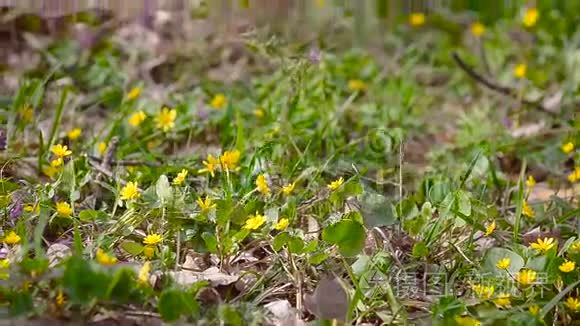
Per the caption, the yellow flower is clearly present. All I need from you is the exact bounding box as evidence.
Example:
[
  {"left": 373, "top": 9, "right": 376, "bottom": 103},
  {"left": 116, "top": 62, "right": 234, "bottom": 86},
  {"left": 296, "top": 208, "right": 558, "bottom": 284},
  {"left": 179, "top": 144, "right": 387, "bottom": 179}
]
[
  {"left": 51, "top": 144, "right": 72, "bottom": 158},
  {"left": 516, "top": 269, "right": 537, "bottom": 286},
  {"left": 484, "top": 221, "right": 496, "bottom": 236},
  {"left": 470, "top": 22, "right": 485, "bottom": 37},
  {"left": 138, "top": 261, "right": 151, "bottom": 284},
  {"left": 96, "top": 248, "right": 117, "bottom": 266},
  {"left": 66, "top": 128, "right": 82, "bottom": 141},
  {"left": 315, "top": 0, "right": 325, "bottom": 8},
  {"left": 409, "top": 12, "right": 426, "bottom": 27},
  {"left": 327, "top": 177, "right": 344, "bottom": 191},
  {"left": 155, "top": 107, "right": 177, "bottom": 132},
  {"left": 347, "top": 79, "right": 367, "bottom": 92},
  {"left": 143, "top": 233, "right": 162, "bottom": 246},
  {"left": 210, "top": 93, "right": 227, "bottom": 110},
  {"left": 19, "top": 105, "right": 34, "bottom": 123},
  {"left": 523, "top": 201, "right": 535, "bottom": 218},
  {"left": 282, "top": 182, "right": 295, "bottom": 196},
  {"left": 561, "top": 142, "right": 575, "bottom": 154},
  {"left": 471, "top": 284, "right": 494, "bottom": 299},
  {"left": 256, "top": 174, "right": 270, "bottom": 196},
  {"left": 24, "top": 204, "right": 39, "bottom": 214},
  {"left": 56, "top": 202, "right": 73, "bottom": 217},
  {"left": 530, "top": 237, "right": 555, "bottom": 254},
  {"left": 567, "top": 167, "right": 580, "bottom": 183},
  {"left": 274, "top": 218, "right": 289, "bottom": 231},
  {"left": 565, "top": 297, "right": 580, "bottom": 312},
  {"left": 50, "top": 158, "right": 63, "bottom": 168},
  {"left": 522, "top": 7, "right": 539, "bottom": 27},
  {"left": 526, "top": 175, "right": 536, "bottom": 188},
  {"left": 454, "top": 316, "right": 481, "bottom": 326},
  {"left": 0, "top": 259, "right": 10, "bottom": 280},
  {"left": 126, "top": 86, "right": 141, "bottom": 101},
  {"left": 220, "top": 150, "right": 241, "bottom": 171},
  {"left": 43, "top": 166, "right": 60, "bottom": 178},
  {"left": 254, "top": 108, "right": 265, "bottom": 118},
  {"left": 3, "top": 231, "right": 21, "bottom": 245},
  {"left": 120, "top": 182, "right": 140, "bottom": 201},
  {"left": 198, "top": 154, "right": 219, "bottom": 177},
  {"left": 128, "top": 110, "right": 147, "bottom": 127},
  {"left": 529, "top": 304, "right": 540, "bottom": 316},
  {"left": 55, "top": 290, "right": 65, "bottom": 307},
  {"left": 243, "top": 212, "right": 266, "bottom": 230},
  {"left": 496, "top": 257, "right": 511, "bottom": 270},
  {"left": 513, "top": 63, "right": 527, "bottom": 79},
  {"left": 98, "top": 142, "right": 107, "bottom": 155},
  {"left": 196, "top": 196, "right": 216, "bottom": 212},
  {"left": 143, "top": 246, "right": 155, "bottom": 259},
  {"left": 559, "top": 260, "right": 575, "bottom": 273},
  {"left": 172, "top": 169, "right": 188, "bottom": 186},
  {"left": 570, "top": 241, "right": 580, "bottom": 253},
  {"left": 493, "top": 293, "right": 511, "bottom": 308}
]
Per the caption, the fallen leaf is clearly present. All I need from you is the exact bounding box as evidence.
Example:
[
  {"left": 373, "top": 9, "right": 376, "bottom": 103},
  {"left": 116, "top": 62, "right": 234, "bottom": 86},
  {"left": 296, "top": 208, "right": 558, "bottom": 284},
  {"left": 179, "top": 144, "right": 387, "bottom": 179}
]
[
  {"left": 46, "top": 243, "right": 71, "bottom": 267},
  {"left": 264, "top": 300, "right": 294, "bottom": 321},
  {"left": 166, "top": 267, "right": 238, "bottom": 287},
  {"left": 303, "top": 275, "right": 348, "bottom": 321}
]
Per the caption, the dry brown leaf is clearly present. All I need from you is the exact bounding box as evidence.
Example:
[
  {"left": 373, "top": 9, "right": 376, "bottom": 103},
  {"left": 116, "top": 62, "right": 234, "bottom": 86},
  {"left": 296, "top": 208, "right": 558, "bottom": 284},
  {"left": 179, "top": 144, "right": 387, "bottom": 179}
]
[
  {"left": 46, "top": 243, "right": 71, "bottom": 268},
  {"left": 166, "top": 267, "right": 238, "bottom": 287},
  {"left": 303, "top": 275, "right": 348, "bottom": 321},
  {"left": 528, "top": 182, "right": 579, "bottom": 202}
]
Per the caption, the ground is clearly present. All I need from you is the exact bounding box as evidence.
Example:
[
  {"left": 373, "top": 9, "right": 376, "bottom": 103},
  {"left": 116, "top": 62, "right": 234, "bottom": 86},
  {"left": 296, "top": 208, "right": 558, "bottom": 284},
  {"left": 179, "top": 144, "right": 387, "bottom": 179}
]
[{"left": 0, "top": 2, "right": 579, "bottom": 325}]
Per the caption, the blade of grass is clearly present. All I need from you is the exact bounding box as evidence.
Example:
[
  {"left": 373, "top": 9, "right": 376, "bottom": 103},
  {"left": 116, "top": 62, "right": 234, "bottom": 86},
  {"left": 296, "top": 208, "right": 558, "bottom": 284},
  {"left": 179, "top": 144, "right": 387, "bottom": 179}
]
[
  {"left": 459, "top": 151, "right": 482, "bottom": 189},
  {"left": 47, "top": 87, "right": 69, "bottom": 152},
  {"left": 540, "top": 279, "right": 580, "bottom": 317},
  {"left": 513, "top": 159, "right": 526, "bottom": 242}
]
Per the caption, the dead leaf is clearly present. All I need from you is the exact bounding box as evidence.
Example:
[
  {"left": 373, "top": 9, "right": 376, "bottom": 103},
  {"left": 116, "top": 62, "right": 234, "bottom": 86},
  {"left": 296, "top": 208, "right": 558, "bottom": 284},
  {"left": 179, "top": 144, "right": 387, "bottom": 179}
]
[
  {"left": 527, "top": 182, "right": 579, "bottom": 202},
  {"left": 181, "top": 250, "right": 209, "bottom": 271},
  {"left": 509, "top": 122, "right": 545, "bottom": 138},
  {"left": 303, "top": 275, "right": 348, "bottom": 321},
  {"left": 166, "top": 267, "right": 238, "bottom": 287},
  {"left": 265, "top": 300, "right": 294, "bottom": 321},
  {"left": 542, "top": 90, "right": 563, "bottom": 113},
  {"left": 46, "top": 243, "right": 71, "bottom": 267}
]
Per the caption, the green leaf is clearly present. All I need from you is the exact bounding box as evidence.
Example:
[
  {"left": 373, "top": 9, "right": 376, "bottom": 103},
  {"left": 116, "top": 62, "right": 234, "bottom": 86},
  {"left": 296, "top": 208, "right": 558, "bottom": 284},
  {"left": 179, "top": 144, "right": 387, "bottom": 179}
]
[
  {"left": 62, "top": 159, "right": 76, "bottom": 199},
  {"left": 8, "top": 291, "right": 33, "bottom": 317},
  {"left": 273, "top": 232, "right": 291, "bottom": 251},
  {"left": 79, "top": 209, "right": 108, "bottom": 222},
  {"left": 412, "top": 241, "right": 429, "bottom": 258},
  {"left": 483, "top": 248, "right": 525, "bottom": 275},
  {"left": 455, "top": 190, "right": 471, "bottom": 217},
  {"left": 218, "top": 305, "right": 243, "bottom": 326},
  {"left": 158, "top": 288, "right": 198, "bottom": 322},
  {"left": 288, "top": 236, "right": 305, "bottom": 254},
  {"left": 309, "top": 252, "right": 329, "bottom": 265},
  {"left": 106, "top": 268, "right": 135, "bottom": 303},
  {"left": 156, "top": 175, "right": 173, "bottom": 203},
  {"left": 360, "top": 193, "right": 396, "bottom": 227},
  {"left": 63, "top": 256, "right": 109, "bottom": 304},
  {"left": 201, "top": 232, "right": 218, "bottom": 254},
  {"left": 120, "top": 241, "right": 144, "bottom": 256},
  {"left": 322, "top": 219, "right": 366, "bottom": 257}
]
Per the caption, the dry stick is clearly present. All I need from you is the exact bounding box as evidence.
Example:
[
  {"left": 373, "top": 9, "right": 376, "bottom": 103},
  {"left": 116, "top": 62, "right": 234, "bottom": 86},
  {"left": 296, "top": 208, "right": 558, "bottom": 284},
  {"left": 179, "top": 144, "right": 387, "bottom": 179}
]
[
  {"left": 91, "top": 137, "right": 119, "bottom": 208},
  {"left": 451, "top": 52, "right": 556, "bottom": 116},
  {"left": 88, "top": 155, "right": 162, "bottom": 167}
]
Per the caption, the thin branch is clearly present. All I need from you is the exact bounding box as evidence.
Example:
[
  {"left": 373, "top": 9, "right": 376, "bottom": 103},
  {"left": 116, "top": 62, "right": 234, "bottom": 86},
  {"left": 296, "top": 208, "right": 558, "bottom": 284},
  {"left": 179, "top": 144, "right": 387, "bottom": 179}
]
[
  {"left": 88, "top": 155, "right": 162, "bottom": 167},
  {"left": 451, "top": 52, "right": 556, "bottom": 116}
]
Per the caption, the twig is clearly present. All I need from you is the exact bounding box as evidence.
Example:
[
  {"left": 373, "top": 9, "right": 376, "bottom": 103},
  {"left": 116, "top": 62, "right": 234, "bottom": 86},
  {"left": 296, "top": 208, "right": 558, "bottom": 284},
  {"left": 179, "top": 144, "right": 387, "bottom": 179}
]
[
  {"left": 100, "top": 136, "right": 119, "bottom": 171},
  {"left": 88, "top": 155, "right": 162, "bottom": 167},
  {"left": 451, "top": 52, "right": 556, "bottom": 116}
]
